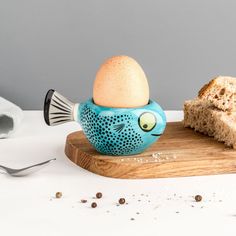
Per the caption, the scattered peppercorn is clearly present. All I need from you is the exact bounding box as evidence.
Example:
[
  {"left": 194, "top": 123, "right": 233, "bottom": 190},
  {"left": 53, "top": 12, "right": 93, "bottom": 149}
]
[
  {"left": 91, "top": 202, "right": 97, "bottom": 208},
  {"left": 195, "top": 195, "right": 202, "bottom": 202},
  {"left": 81, "top": 199, "right": 87, "bottom": 203},
  {"left": 55, "top": 192, "right": 62, "bottom": 198},
  {"left": 96, "top": 192, "right": 102, "bottom": 199},
  {"left": 130, "top": 218, "right": 135, "bottom": 221},
  {"left": 119, "top": 198, "right": 126, "bottom": 204}
]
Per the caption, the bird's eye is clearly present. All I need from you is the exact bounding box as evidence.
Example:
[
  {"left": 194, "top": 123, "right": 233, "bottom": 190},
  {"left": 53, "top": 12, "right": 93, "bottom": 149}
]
[{"left": 138, "top": 112, "right": 156, "bottom": 132}]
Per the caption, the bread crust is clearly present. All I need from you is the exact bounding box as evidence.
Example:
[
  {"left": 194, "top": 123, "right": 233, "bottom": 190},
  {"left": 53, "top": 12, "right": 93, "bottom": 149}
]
[
  {"left": 198, "top": 76, "right": 236, "bottom": 111},
  {"left": 198, "top": 77, "right": 217, "bottom": 98}
]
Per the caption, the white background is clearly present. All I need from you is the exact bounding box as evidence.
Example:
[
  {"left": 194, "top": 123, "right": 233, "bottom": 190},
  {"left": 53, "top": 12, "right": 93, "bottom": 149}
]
[{"left": 1, "top": 111, "right": 236, "bottom": 236}]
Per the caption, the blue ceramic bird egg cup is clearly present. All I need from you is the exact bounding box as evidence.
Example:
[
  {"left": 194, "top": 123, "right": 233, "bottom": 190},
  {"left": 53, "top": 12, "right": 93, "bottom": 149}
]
[{"left": 44, "top": 89, "right": 166, "bottom": 156}]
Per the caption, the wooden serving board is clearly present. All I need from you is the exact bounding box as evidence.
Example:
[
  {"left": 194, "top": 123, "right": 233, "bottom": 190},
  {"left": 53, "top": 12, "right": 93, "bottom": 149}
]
[{"left": 65, "top": 122, "right": 236, "bottom": 179}]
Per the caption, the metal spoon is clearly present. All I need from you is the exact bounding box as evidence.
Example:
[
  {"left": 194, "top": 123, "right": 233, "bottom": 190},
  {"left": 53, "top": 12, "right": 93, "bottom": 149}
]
[{"left": 0, "top": 158, "right": 56, "bottom": 177}]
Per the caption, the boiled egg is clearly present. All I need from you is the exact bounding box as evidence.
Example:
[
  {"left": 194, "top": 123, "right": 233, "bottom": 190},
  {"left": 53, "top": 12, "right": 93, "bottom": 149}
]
[{"left": 93, "top": 55, "right": 149, "bottom": 108}]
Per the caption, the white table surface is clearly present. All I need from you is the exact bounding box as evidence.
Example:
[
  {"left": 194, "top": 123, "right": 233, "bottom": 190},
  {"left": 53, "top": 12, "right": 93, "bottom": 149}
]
[{"left": 1, "top": 111, "right": 236, "bottom": 236}]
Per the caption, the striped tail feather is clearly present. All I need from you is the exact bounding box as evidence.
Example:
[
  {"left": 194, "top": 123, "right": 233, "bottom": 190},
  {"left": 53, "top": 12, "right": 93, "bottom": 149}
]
[{"left": 44, "top": 89, "right": 77, "bottom": 126}]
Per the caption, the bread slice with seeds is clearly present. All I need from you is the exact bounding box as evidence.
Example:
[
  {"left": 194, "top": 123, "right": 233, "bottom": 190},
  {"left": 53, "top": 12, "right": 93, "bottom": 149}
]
[
  {"left": 183, "top": 99, "right": 236, "bottom": 148},
  {"left": 198, "top": 76, "right": 236, "bottom": 111}
]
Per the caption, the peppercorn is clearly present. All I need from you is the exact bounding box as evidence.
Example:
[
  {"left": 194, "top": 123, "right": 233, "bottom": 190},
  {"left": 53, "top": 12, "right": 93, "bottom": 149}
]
[
  {"left": 96, "top": 192, "right": 102, "bottom": 199},
  {"left": 119, "top": 198, "right": 126, "bottom": 204},
  {"left": 91, "top": 202, "right": 97, "bottom": 208},
  {"left": 81, "top": 199, "right": 87, "bottom": 203},
  {"left": 55, "top": 192, "right": 62, "bottom": 198},
  {"left": 195, "top": 195, "right": 202, "bottom": 202}
]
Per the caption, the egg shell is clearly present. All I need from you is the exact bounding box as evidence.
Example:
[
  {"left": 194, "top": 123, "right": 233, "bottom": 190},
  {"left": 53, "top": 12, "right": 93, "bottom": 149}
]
[{"left": 93, "top": 55, "right": 149, "bottom": 108}]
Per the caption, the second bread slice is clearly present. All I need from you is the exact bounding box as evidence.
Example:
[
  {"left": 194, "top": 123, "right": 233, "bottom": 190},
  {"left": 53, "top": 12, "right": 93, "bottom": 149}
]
[{"left": 183, "top": 99, "right": 236, "bottom": 148}]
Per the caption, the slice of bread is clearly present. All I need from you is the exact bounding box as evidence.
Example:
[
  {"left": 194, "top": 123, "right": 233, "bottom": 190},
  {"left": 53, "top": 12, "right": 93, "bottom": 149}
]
[
  {"left": 183, "top": 99, "right": 236, "bottom": 148},
  {"left": 198, "top": 76, "right": 236, "bottom": 111}
]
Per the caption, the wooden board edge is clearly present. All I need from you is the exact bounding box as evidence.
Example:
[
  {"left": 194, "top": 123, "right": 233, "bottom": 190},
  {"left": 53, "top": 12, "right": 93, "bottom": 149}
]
[{"left": 65, "top": 138, "right": 236, "bottom": 179}]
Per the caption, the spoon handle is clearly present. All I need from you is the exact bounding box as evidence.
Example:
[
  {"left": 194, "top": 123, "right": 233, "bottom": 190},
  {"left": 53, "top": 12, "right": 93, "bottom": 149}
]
[{"left": 22, "top": 158, "right": 57, "bottom": 170}]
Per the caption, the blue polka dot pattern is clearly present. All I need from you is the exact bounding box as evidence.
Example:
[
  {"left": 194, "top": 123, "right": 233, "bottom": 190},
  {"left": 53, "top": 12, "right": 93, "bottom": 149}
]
[
  {"left": 78, "top": 99, "right": 166, "bottom": 156},
  {"left": 44, "top": 90, "right": 166, "bottom": 156},
  {"left": 80, "top": 104, "right": 143, "bottom": 155}
]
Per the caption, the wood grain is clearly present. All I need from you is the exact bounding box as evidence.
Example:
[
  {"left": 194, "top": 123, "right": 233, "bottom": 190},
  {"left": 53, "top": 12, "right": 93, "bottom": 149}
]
[{"left": 65, "top": 122, "right": 236, "bottom": 179}]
